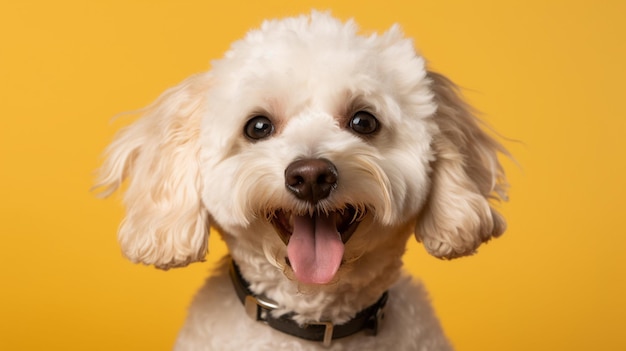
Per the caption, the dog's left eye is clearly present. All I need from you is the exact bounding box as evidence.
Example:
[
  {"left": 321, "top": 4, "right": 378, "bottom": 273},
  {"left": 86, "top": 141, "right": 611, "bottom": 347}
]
[
  {"left": 349, "top": 111, "right": 379, "bottom": 135},
  {"left": 244, "top": 116, "right": 275, "bottom": 140}
]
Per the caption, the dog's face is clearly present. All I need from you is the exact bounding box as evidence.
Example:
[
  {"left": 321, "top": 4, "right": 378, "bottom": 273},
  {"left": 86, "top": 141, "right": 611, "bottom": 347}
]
[
  {"left": 96, "top": 13, "right": 508, "bottom": 286},
  {"left": 199, "top": 16, "right": 437, "bottom": 285}
]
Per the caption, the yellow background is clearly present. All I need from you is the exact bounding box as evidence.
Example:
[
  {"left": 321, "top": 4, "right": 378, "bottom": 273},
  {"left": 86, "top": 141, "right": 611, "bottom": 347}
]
[{"left": 2, "top": 1, "right": 625, "bottom": 350}]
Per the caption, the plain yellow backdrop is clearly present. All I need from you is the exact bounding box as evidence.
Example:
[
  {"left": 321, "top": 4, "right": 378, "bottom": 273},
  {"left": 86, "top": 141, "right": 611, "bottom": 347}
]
[{"left": 1, "top": 0, "right": 625, "bottom": 350}]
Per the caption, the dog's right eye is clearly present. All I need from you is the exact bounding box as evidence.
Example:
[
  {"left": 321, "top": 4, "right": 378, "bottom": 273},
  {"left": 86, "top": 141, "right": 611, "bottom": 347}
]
[{"left": 244, "top": 116, "right": 275, "bottom": 140}]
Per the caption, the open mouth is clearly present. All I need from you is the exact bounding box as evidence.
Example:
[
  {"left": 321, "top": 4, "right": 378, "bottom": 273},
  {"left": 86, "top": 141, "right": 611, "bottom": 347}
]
[
  {"left": 269, "top": 205, "right": 365, "bottom": 285},
  {"left": 270, "top": 205, "right": 364, "bottom": 245}
]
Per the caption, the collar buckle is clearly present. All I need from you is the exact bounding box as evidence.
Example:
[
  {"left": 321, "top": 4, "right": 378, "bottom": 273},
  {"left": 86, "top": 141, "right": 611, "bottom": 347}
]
[
  {"left": 244, "top": 294, "right": 279, "bottom": 321},
  {"left": 305, "top": 321, "right": 334, "bottom": 347}
]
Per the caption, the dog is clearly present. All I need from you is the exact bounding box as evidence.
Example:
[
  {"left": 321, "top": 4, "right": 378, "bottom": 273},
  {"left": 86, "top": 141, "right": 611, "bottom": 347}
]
[{"left": 96, "top": 11, "right": 509, "bottom": 350}]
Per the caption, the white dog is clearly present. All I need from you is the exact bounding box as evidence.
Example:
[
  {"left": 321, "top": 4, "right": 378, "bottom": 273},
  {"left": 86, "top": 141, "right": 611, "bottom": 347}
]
[{"left": 97, "top": 12, "right": 509, "bottom": 350}]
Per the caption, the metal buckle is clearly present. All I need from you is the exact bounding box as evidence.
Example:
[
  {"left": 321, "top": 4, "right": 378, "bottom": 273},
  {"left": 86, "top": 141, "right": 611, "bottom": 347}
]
[
  {"left": 244, "top": 294, "right": 279, "bottom": 321},
  {"left": 245, "top": 295, "right": 335, "bottom": 347},
  {"left": 306, "top": 321, "right": 335, "bottom": 347}
]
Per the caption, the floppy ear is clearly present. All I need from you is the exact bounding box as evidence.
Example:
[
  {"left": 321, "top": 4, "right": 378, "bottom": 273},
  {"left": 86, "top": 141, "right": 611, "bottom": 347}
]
[
  {"left": 416, "top": 71, "right": 509, "bottom": 259},
  {"left": 94, "top": 73, "right": 210, "bottom": 269}
]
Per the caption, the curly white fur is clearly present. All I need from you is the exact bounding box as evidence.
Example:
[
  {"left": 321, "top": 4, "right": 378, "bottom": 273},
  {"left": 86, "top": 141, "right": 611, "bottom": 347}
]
[{"left": 96, "top": 11, "right": 508, "bottom": 350}]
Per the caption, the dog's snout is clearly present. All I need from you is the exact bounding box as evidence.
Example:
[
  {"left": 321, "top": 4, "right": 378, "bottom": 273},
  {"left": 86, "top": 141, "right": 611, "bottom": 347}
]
[{"left": 285, "top": 158, "right": 338, "bottom": 204}]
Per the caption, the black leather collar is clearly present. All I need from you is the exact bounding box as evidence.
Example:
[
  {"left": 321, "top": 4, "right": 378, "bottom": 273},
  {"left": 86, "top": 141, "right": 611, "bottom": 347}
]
[{"left": 229, "top": 260, "right": 388, "bottom": 347}]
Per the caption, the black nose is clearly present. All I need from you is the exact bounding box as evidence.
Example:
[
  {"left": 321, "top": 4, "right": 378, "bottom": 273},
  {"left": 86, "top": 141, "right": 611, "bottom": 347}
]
[{"left": 285, "top": 158, "right": 338, "bottom": 204}]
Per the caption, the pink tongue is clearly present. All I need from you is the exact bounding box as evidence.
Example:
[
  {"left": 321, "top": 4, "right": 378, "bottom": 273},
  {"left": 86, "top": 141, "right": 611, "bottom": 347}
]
[{"left": 287, "top": 213, "right": 344, "bottom": 285}]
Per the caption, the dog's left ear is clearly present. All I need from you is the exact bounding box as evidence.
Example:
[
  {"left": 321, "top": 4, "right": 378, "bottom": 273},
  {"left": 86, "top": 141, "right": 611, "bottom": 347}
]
[
  {"left": 416, "top": 71, "right": 509, "bottom": 259},
  {"left": 94, "top": 73, "right": 210, "bottom": 269}
]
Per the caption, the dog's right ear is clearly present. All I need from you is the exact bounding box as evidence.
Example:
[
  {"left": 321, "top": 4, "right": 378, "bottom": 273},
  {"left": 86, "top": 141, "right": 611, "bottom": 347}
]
[{"left": 94, "top": 73, "right": 210, "bottom": 269}]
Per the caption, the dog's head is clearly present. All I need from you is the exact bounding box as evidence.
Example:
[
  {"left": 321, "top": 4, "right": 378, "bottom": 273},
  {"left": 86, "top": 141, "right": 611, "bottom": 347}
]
[{"left": 96, "top": 12, "right": 508, "bottom": 285}]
